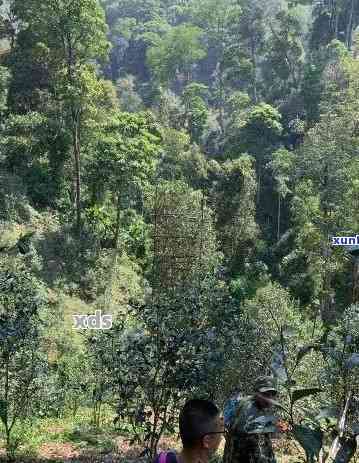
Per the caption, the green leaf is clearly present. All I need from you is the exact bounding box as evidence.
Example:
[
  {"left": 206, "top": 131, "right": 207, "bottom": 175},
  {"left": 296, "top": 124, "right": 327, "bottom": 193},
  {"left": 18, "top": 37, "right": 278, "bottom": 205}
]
[
  {"left": 292, "top": 424, "right": 323, "bottom": 463},
  {"left": 267, "top": 399, "right": 287, "bottom": 411},
  {"left": 282, "top": 325, "right": 296, "bottom": 337},
  {"left": 292, "top": 388, "right": 322, "bottom": 403},
  {"left": 296, "top": 344, "right": 318, "bottom": 364},
  {"left": 320, "top": 347, "right": 343, "bottom": 361},
  {"left": 315, "top": 407, "right": 339, "bottom": 421}
]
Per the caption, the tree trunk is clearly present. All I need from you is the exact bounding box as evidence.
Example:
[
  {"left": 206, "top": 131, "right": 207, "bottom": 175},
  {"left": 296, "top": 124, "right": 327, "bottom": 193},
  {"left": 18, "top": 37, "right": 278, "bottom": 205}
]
[
  {"left": 149, "top": 407, "right": 160, "bottom": 461},
  {"left": 352, "top": 256, "right": 359, "bottom": 303},
  {"left": 218, "top": 64, "right": 225, "bottom": 133},
  {"left": 4, "top": 352, "right": 12, "bottom": 460},
  {"left": 72, "top": 110, "right": 81, "bottom": 234},
  {"left": 6, "top": 427, "right": 12, "bottom": 461},
  {"left": 66, "top": 38, "right": 82, "bottom": 234},
  {"left": 268, "top": 23, "right": 298, "bottom": 89},
  {"left": 334, "top": 3, "right": 339, "bottom": 39},
  {"left": 257, "top": 164, "right": 261, "bottom": 205},
  {"left": 277, "top": 193, "right": 281, "bottom": 243},
  {"left": 114, "top": 192, "right": 122, "bottom": 251},
  {"left": 328, "top": 393, "right": 357, "bottom": 463},
  {"left": 345, "top": 0, "right": 355, "bottom": 49},
  {"left": 218, "top": 33, "right": 226, "bottom": 133},
  {"left": 186, "top": 69, "right": 192, "bottom": 86},
  {"left": 250, "top": 35, "right": 258, "bottom": 103}
]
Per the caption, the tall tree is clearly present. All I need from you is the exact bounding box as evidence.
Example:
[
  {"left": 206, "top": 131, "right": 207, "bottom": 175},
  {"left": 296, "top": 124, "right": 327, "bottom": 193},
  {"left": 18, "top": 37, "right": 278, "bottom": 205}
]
[
  {"left": 267, "top": 148, "right": 295, "bottom": 243},
  {"left": 286, "top": 54, "right": 359, "bottom": 320},
  {"left": 188, "top": 0, "right": 242, "bottom": 130},
  {"left": 310, "top": 0, "right": 359, "bottom": 51},
  {"left": 182, "top": 82, "right": 209, "bottom": 144},
  {"left": 263, "top": 8, "right": 305, "bottom": 104},
  {"left": 146, "top": 23, "right": 207, "bottom": 86},
  {"left": 86, "top": 111, "right": 162, "bottom": 251},
  {"left": 206, "top": 154, "right": 259, "bottom": 276},
  {"left": 9, "top": 0, "right": 110, "bottom": 231},
  {"left": 100, "top": 0, "right": 162, "bottom": 81},
  {"left": 225, "top": 102, "right": 283, "bottom": 231},
  {"left": 236, "top": 0, "right": 265, "bottom": 103}
]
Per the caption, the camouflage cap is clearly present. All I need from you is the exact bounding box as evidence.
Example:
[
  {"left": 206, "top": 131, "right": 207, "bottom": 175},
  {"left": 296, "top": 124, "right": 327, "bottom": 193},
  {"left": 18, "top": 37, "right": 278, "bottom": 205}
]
[{"left": 254, "top": 376, "right": 277, "bottom": 393}]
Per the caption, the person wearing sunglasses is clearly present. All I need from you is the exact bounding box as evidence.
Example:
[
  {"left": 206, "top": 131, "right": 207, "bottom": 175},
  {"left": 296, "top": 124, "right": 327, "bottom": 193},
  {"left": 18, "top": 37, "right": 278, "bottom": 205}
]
[
  {"left": 223, "top": 376, "right": 280, "bottom": 463},
  {"left": 154, "top": 399, "right": 225, "bottom": 463}
]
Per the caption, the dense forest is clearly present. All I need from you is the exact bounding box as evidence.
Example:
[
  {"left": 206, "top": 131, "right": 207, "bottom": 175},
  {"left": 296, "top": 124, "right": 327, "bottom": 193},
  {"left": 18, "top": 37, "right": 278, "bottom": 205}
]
[{"left": 0, "top": 0, "right": 359, "bottom": 462}]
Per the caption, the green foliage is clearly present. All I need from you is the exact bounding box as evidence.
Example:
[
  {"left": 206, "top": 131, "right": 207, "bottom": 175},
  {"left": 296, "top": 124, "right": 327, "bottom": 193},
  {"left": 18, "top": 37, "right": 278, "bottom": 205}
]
[
  {"left": 9, "top": 0, "right": 110, "bottom": 111},
  {"left": 154, "top": 88, "right": 186, "bottom": 129},
  {"left": 0, "top": 111, "right": 66, "bottom": 207},
  {"left": 260, "top": 301, "right": 359, "bottom": 463},
  {"left": 88, "top": 279, "right": 237, "bottom": 458},
  {"left": 0, "top": 257, "right": 49, "bottom": 457},
  {"left": 229, "top": 261, "right": 270, "bottom": 303},
  {"left": 320, "top": 305, "right": 359, "bottom": 426},
  {"left": 207, "top": 155, "right": 259, "bottom": 275},
  {"left": 0, "top": 171, "right": 32, "bottom": 223},
  {"left": 13, "top": 0, "right": 110, "bottom": 62},
  {"left": 1, "top": 2, "right": 359, "bottom": 462},
  {"left": 240, "top": 103, "right": 283, "bottom": 150},
  {"left": 182, "top": 82, "right": 209, "bottom": 143},
  {"left": 226, "top": 103, "right": 283, "bottom": 157},
  {"left": 188, "top": 0, "right": 242, "bottom": 105},
  {"left": 0, "top": 64, "right": 9, "bottom": 114},
  {"left": 234, "top": 0, "right": 265, "bottom": 100},
  {"left": 263, "top": 9, "right": 305, "bottom": 100},
  {"left": 5, "top": 0, "right": 113, "bottom": 231},
  {"left": 157, "top": 128, "right": 208, "bottom": 188},
  {"left": 88, "top": 111, "right": 161, "bottom": 194},
  {"left": 292, "top": 425, "right": 323, "bottom": 463},
  {"left": 301, "top": 61, "right": 325, "bottom": 124},
  {"left": 147, "top": 179, "right": 220, "bottom": 290},
  {"left": 310, "top": 0, "right": 359, "bottom": 51},
  {"left": 116, "top": 75, "right": 144, "bottom": 112},
  {"left": 147, "top": 24, "right": 207, "bottom": 84},
  {"left": 268, "top": 148, "right": 295, "bottom": 199},
  {"left": 285, "top": 56, "right": 359, "bottom": 314},
  {"left": 86, "top": 111, "right": 161, "bottom": 253}
]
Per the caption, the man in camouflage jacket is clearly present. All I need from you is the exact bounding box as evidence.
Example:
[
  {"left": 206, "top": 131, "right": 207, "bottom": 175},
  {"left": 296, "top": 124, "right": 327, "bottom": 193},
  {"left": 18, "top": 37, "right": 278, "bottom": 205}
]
[{"left": 222, "top": 376, "right": 279, "bottom": 463}]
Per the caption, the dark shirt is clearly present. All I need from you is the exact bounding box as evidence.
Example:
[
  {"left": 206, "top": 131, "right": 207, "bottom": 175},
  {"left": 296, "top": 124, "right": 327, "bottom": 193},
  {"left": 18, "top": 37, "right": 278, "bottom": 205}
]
[
  {"left": 153, "top": 451, "right": 178, "bottom": 463},
  {"left": 223, "top": 396, "right": 277, "bottom": 463}
]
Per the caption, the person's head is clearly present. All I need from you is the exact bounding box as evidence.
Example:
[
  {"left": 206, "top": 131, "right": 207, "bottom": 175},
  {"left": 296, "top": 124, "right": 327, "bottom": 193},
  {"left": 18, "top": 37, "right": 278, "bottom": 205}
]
[
  {"left": 229, "top": 387, "right": 241, "bottom": 398},
  {"left": 253, "top": 376, "right": 278, "bottom": 409},
  {"left": 179, "top": 399, "right": 224, "bottom": 456}
]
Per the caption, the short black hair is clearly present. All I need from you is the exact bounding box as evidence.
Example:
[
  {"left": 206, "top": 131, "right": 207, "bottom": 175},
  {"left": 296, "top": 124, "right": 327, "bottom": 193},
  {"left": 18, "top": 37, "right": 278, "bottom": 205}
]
[{"left": 179, "top": 399, "right": 220, "bottom": 449}]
